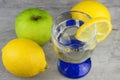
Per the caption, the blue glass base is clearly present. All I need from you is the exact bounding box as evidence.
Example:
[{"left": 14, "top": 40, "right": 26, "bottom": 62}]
[{"left": 57, "top": 58, "right": 91, "bottom": 79}]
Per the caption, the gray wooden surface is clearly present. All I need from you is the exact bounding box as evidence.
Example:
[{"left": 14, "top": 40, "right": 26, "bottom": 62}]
[{"left": 0, "top": 0, "right": 120, "bottom": 80}]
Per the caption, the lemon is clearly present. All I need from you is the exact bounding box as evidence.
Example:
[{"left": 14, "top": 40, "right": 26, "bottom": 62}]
[
  {"left": 71, "top": 0, "right": 111, "bottom": 21},
  {"left": 2, "top": 38, "right": 47, "bottom": 78},
  {"left": 71, "top": 11, "right": 90, "bottom": 22},
  {"left": 75, "top": 17, "right": 112, "bottom": 43}
]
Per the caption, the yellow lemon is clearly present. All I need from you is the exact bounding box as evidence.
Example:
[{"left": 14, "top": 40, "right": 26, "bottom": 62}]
[
  {"left": 71, "top": 0, "right": 111, "bottom": 21},
  {"left": 76, "top": 17, "right": 112, "bottom": 43},
  {"left": 2, "top": 38, "right": 47, "bottom": 78},
  {"left": 71, "top": 11, "right": 91, "bottom": 22}
]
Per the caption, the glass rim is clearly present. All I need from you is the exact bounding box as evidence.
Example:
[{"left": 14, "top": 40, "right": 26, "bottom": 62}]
[{"left": 51, "top": 11, "right": 97, "bottom": 49}]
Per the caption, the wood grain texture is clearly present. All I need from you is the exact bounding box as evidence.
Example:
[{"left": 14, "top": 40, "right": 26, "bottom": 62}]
[{"left": 0, "top": 0, "right": 119, "bottom": 80}]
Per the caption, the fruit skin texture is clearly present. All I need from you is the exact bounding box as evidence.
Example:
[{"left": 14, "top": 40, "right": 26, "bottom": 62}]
[
  {"left": 15, "top": 8, "right": 53, "bottom": 46},
  {"left": 71, "top": 0, "right": 111, "bottom": 21},
  {"left": 2, "top": 38, "right": 47, "bottom": 78}
]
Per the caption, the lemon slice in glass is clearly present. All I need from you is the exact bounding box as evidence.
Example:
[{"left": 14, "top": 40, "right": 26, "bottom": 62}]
[{"left": 75, "top": 17, "right": 112, "bottom": 43}]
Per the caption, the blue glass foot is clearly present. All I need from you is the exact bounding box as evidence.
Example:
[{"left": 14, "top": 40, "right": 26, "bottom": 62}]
[{"left": 57, "top": 58, "right": 91, "bottom": 79}]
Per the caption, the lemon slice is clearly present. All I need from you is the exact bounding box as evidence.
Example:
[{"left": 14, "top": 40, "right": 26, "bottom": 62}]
[{"left": 75, "top": 17, "right": 112, "bottom": 43}]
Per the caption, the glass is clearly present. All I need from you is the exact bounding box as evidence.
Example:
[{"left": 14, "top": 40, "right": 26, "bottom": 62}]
[{"left": 51, "top": 11, "right": 96, "bottom": 78}]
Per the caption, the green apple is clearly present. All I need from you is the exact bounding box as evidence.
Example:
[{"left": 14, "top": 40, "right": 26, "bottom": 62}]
[{"left": 15, "top": 8, "right": 53, "bottom": 46}]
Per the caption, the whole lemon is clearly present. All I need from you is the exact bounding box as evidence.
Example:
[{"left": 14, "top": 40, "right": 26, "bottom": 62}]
[
  {"left": 2, "top": 38, "right": 47, "bottom": 78},
  {"left": 71, "top": 0, "right": 111, "bottom": 21}
]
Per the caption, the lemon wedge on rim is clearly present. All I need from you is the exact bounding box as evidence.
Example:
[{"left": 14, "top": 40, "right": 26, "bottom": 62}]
[{"left": 75, "top": 17, "right": 112, "bottom": 43}]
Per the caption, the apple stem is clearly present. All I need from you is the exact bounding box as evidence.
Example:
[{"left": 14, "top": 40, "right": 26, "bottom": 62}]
[{"left": 32, "top": 16, "right": 41, "bottom": 21}]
